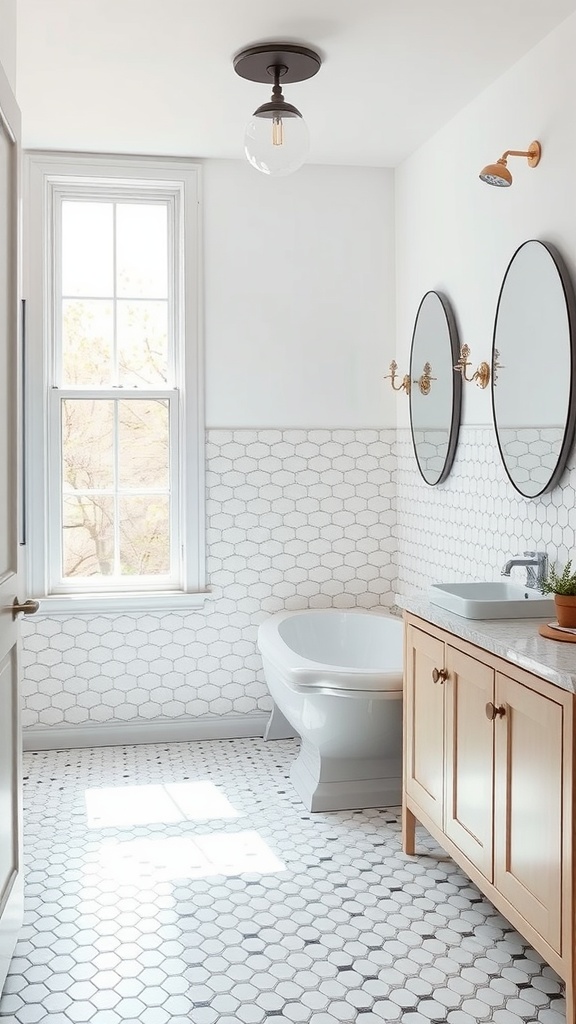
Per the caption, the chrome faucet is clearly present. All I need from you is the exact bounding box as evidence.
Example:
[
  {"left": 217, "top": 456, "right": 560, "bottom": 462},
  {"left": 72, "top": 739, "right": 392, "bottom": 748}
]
[{"left": 501, "top": 550, "right": 548, "bottom": 590}]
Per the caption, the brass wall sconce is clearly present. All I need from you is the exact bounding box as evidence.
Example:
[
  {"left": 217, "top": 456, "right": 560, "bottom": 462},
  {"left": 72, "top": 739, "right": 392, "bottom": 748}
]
[
  {"left": 479, "top": 140, "right": 541, "bottom": 187},
  {"left": 385, "top": 361, "right": 411, "bottom": 394},
  {"left": 454, "top": 344, "right": 490, "bottom": 388},
  {"left": 385, "top": 361, "right": 436, "bottom": 396}
]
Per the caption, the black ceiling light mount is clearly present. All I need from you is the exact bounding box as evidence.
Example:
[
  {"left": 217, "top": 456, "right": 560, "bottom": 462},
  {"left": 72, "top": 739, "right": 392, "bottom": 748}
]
[{"left": 233, "top": 43, "right": 322, "bottom": 176}]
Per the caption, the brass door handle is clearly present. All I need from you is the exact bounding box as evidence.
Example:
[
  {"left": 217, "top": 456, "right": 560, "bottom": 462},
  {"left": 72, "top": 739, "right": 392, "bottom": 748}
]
[
  {"left": 485, "top": 702, "right": 506, "bottom": 721},
  {"left": 432, "top": 667, "right": 448, "bottom": 684},
  {"left": 12, "top": 598, "right": 40, "bottom": 620}
]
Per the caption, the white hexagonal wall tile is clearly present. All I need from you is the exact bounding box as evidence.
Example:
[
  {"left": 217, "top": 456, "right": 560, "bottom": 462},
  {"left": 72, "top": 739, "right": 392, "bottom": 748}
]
[{"left": 30, "top": 426, "right": 561, "bottom": 739}]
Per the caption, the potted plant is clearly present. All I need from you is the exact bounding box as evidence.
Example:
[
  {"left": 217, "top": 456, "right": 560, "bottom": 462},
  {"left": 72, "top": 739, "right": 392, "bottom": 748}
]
[{"left": 541, "top": 559, "right": 576, "bottom": 627}]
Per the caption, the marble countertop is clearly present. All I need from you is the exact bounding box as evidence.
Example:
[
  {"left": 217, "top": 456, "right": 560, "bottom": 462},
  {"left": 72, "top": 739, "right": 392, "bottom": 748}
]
[{"left": 397, "top": 593, "right": 576, "bottom": 695}]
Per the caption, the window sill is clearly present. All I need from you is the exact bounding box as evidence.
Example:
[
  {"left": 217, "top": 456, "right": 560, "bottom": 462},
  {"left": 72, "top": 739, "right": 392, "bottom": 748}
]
[{"left": 32, "top": 591, "right": 212, "bottom": 616}]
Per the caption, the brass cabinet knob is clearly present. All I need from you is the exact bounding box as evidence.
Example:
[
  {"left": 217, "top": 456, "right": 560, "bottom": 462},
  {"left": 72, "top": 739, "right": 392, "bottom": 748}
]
[
  {"left": 12, "top": 598, "right": 40, "bottom": 621},
  {"left": 432, "top": 667, "right": 448, "bottom": 684},
  {"left": 485, "top": 702, "right": 506, "bottom": 721}
]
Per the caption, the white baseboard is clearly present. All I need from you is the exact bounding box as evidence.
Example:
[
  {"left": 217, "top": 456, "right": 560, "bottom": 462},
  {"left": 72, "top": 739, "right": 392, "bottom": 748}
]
[{"left": 22, "top": 714, "right": 270, "bottom": 751}]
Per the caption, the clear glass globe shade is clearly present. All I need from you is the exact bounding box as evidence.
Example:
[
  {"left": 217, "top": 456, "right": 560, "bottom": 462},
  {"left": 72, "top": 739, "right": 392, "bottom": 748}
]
[{"left": 244, "top": 114, "right": 310, "bottom": 177}]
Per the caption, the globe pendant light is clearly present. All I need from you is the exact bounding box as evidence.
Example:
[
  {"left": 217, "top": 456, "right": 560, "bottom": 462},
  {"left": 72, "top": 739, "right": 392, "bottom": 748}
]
[{"left": 233, "top": 44, "right": 321, "bottom": 177}]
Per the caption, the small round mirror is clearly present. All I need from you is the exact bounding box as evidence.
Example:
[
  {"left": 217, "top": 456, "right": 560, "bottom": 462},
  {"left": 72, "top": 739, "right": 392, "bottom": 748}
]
[
  {"left": 492, "top": 240, "right": 576, "bottom": 498},
  {"left": 409, "top": 291, "right": 462, "bottom": 485}
]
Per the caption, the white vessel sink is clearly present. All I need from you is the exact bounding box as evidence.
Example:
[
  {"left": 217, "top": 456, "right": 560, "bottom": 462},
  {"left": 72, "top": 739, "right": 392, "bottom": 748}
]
[{"left": 430, "top": 581, "right": 554, "bottom": 619}]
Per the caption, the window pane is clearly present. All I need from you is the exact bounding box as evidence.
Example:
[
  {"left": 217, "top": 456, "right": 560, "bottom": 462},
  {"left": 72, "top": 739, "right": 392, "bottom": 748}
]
[
  {"left": 119, "top": 400, "right": 169, "bottom": 489},
  {"left": 62, "top": 299, "right": 113, "bottom": 385},
  {"left": 117, "top": 301, "right": 168, "bottom": 385},
  {"left": 120, "top": 496, "right": 170, "bottom": 575},
  {"left": 63, "top": 495, "right": 115, "bottom": 577},
  {"left": 61, "top": 398, "right": 171, "bottom": 580},
  {"left": 116, "top": 203, "right": 168, "bottom": 298},
  {"left": 62, "top": 201, "right": 113, "bottom": 297},
  {"left": 62, "top": 400, "right": 114, "bottom": 489}
]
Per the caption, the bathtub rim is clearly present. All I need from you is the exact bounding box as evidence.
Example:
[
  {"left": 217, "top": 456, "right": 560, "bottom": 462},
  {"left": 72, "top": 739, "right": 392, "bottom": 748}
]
[
  {"left": 262, "top": 656, "right": 403, "bottom": 699},
  {"left": 257, "top": 608, "right": 403, "bottom": 692}
]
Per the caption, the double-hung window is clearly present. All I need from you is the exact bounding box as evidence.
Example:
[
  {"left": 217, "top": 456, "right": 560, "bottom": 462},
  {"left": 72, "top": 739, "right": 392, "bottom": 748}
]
[{"left": 25, "top": 154, "right": 205, "bottom": 611}]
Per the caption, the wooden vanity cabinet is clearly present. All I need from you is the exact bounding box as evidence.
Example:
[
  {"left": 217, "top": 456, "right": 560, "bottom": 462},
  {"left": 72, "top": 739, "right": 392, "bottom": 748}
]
[{"left": 403, "top": 614, "right": 575, "bottom": 1023}]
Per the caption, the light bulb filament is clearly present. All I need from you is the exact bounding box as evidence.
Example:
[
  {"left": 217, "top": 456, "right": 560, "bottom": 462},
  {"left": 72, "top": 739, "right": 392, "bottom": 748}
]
[{"left": 272, "top": 115, "right": 284, "bottom": 147}]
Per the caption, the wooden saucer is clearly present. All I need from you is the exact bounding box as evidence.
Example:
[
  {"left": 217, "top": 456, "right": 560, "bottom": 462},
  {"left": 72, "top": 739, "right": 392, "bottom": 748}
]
[{"left": 538, "top": 622, "right": 576, "bottom": 643}]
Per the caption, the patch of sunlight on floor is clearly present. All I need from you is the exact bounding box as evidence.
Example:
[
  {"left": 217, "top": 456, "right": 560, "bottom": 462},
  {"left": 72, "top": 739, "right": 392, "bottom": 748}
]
[
  {"left": 91, "top": 831, "right": 286, "bottom": 883},
  {"left": 84, "top": 780, "right": 243, "bottom": 827}
]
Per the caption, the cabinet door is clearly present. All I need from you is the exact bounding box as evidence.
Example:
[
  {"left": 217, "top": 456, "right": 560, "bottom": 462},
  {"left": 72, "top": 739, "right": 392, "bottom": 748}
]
[
  {"left": 494, "top": 673, "right": 563, "bottom": 955},
  {"left": 444, "top": 645, "right": 494, "bottom": 880},
  {"left": 404, "top": 625, "right": 445, "bottom": 825}
]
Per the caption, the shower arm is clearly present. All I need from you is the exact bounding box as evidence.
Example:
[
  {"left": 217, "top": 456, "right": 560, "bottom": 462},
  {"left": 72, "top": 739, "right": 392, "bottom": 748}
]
[{"left": 500, "top": 149, "right": 532, "bottom": 160}]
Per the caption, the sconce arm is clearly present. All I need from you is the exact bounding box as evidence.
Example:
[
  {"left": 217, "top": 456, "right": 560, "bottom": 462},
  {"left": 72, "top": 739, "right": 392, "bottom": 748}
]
[
  {"left": 384, "top": 360, "right": 411, "bottom": 394},
  {"left": 454, "top": 345, "right": 490, "bottom": 389}
]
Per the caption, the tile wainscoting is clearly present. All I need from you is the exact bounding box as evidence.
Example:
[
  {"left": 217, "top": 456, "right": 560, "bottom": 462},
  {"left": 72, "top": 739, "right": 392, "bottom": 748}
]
[
  {"left": 21, "top": 429, "right": 396, "bottom": 747},
  {"left": 395, "top": 425, "right": 576, "bottom": 596}
]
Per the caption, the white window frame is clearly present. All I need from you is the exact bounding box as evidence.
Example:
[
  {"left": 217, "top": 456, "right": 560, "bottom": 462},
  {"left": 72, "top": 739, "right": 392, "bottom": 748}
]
[{"left": 24, "top": 152, "right": 206, "bottom": 613}]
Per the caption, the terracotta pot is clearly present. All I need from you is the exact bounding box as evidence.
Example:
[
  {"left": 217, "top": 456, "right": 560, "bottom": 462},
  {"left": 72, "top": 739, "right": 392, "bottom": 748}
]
[{"left": 554, "top": 594, "right": 576, "bottom": 628}]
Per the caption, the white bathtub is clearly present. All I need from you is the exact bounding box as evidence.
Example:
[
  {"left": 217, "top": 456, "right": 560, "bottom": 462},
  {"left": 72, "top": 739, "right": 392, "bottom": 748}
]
[{"left": 257, "top": 609, "right": 403, "bottom": 812}]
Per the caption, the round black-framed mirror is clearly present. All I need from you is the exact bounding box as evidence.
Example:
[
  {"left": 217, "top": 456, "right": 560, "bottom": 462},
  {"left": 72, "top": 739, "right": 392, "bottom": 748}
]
[
  {"left": 409, "top": 291, "right": 462, "bottom": 486},
  {"left": 491, "top": 240, "right": 576, "bottom": 498}
]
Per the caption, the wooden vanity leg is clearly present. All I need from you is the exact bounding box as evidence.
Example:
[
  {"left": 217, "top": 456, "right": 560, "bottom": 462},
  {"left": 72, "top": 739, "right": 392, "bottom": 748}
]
[{"left": 402, "top": 804, "right": 416, "bottom": 856}]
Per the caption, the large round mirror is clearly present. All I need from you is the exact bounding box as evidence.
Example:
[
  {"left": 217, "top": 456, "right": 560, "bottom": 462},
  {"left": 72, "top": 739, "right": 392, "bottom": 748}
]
[
  {"left": 409, "top": 291, "right": 462, "bottom": 485},
  {"left": 492, "top": 240, "right": 576, "bottom": 498}
]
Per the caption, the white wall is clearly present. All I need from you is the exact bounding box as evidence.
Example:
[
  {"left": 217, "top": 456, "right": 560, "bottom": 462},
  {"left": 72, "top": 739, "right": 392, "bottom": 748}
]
[
  {"left": 21, "top": 159, "right": 398, "bottom": 744},
  {"left": 0, "top": 0, "right": 15, "bottom": 92},
  {"left": 0, "top": 0, "right": 16, "bottom": 92},
  {"left": 20, "top": 11, "right": 576, "bottom": 738},
  {"left": 395, "top": 12, "right": 576, "bottom": 594},
  {"left": 204, "top": 160, "right": 396, "bottom": 428},
  {"left": 395, "top": 11, "right": 576, "bottom": 430}
]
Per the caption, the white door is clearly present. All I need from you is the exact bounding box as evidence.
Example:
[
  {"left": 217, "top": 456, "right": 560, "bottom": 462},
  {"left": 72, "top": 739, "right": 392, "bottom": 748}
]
[{"left": 0, "top": 61, "right": 28, "bottom": 992}]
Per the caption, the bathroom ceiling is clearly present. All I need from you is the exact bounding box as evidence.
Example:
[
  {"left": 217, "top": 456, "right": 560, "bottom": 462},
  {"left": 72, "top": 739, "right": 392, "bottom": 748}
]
[{"left": 16, "top": 0, "right": 576, "bottom": 166}]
